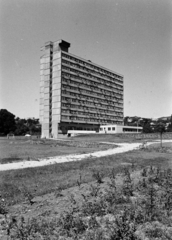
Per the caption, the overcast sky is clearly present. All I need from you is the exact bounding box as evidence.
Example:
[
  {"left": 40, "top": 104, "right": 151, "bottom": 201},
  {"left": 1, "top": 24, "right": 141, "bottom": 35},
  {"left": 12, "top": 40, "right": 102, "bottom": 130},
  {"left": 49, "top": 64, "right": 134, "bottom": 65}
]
[{"left": 0, "top": 0, "right": 172, "bottom": 119}]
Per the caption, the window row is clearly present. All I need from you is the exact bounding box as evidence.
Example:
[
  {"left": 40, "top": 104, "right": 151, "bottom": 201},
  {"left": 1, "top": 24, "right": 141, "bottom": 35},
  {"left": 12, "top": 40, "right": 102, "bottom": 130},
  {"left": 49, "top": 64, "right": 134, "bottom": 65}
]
[
  {"left": 62, "top": 53, "right": 123, "bottom": 82},
  {"left": 62, "top": 80, "right": 123, "bottom": 96},
  {"left": 62, "top": 59, "right": 118, "bottom": 82},
  {"left": 62, "top": 66, "right": 123, "bottom": 87},
  {"left": 61, "top": 108, "right": 123, "bottom": 116},
  {"left": 61, "top": 115, "right": 122, "bottom": 122},
  {"left": 61, "top": 88, "right": 123, "bottom": 102},
  {"left": 61, "top": 105, "right": 123, "bottom": 117},
  {"left": 61, "top": 96, "right": 123, "bottom": 108},
  {"left": 62, "top": 72, "right": 123, "bottom": 90}
]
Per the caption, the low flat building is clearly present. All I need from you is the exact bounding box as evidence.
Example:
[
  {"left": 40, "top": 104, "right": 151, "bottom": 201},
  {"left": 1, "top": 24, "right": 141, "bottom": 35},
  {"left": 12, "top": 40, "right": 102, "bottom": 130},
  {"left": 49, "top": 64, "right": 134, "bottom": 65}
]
[
  {"left": 40, "top": 40, "right": 124, "bottom": 138},
  {"left": 99, "top": 124, "right": 143, "bottom": 134}
]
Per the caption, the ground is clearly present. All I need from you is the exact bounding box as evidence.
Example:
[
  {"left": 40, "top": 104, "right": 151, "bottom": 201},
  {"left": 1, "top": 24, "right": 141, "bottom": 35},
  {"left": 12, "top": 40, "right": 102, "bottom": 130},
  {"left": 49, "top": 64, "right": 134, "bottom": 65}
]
[
  {"left": 0, "top": 134, "right": 172, "bottom": 239},
  {"left": 0, "top": 135, "right": 122, "bottom": 162}
]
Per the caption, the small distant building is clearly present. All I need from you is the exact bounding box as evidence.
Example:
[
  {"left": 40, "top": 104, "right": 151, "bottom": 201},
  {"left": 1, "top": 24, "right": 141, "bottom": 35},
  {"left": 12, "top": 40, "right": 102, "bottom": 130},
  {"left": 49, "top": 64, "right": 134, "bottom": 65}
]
[
  {"left": 99, "top": 124, "right": 142, "bottom": 134},
  {"left": 67, "top": 124, "right": 142, "bottom": 137},
  {"left": 40, "top": 40, "right": 124, "bottom": 138}
]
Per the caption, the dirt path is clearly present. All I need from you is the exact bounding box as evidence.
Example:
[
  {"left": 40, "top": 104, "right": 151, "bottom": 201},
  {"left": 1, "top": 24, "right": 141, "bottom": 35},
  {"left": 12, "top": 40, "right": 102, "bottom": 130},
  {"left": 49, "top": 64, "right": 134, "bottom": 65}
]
[{"left": 0, "top": 140, "right": 172, "bottom": 171}]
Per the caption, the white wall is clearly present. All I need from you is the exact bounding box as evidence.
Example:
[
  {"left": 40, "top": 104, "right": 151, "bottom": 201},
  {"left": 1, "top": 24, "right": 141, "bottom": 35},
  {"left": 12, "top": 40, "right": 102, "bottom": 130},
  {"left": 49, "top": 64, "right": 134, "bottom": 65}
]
[{"left": 99, "top": 125, "right": 142, "bottom": 134}]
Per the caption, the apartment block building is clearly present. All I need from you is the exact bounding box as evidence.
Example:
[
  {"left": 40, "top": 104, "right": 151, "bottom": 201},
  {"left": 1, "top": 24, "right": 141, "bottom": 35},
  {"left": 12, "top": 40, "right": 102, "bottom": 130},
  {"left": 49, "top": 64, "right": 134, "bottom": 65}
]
[{"left": 40, "top": 40, "right": 124, "bottom": 138}]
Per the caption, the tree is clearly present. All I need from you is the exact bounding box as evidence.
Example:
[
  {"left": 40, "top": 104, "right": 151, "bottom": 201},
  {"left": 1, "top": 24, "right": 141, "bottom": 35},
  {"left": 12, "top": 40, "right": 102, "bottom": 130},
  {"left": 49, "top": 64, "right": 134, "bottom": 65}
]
[
  {"left": 143, "top": 122, "right": 153, "bottom": 133},
  {"left": 14, "top": 117, "right": 41, "bottom": 136},
  {"left": 167, "top": 115, "right": 172, "bottom": 132},
  {"left": 14, "top": 119, "right": 29, "bottom": 136},
  {"left": 0, "top": 109, "right": 16, "bottom": 135},
  {"left": 154, "top": 122, "right": 166, "bottom": 148},
  {"left": 26, "top": 118, "right": 40, "bottom": 135},
  {"left": 124, "top": 116, "right": 129, "bottom": 126}
]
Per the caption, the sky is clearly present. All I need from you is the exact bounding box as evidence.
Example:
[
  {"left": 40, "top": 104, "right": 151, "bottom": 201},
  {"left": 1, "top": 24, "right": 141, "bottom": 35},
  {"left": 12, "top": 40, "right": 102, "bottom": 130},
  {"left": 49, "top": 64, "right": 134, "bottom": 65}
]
[{"left": 0, "top": 0, "right": 172, "bottom": 119}]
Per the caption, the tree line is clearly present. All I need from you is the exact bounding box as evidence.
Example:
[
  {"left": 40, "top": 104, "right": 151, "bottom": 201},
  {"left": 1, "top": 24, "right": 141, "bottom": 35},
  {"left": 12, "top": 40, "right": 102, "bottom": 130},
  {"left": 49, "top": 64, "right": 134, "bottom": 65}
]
[
  {"left": 1, "top": 108, "right": 172, "bottom": 136},
  {"left": 124, "top": 116, "right": 172, "bottom": 133},
  {"left": 0, "top": 109, "right": 41, "bottom": 136}
]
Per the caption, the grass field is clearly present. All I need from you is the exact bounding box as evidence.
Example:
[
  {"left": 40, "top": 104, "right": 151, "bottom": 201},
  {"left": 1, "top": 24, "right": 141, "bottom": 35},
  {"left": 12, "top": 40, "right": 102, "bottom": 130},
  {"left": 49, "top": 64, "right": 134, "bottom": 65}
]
[
  {"left": 0, "top": 133, "right": 159, "bottom": 163},
  {"left": 0, "top": 135, "right": 172, "bottom": 239},
  {"left": 0, "top": 136, "right": 171, "bottom": 204},
  {"left": 0, "top": 136, "right": 120, "bottom": 164}
]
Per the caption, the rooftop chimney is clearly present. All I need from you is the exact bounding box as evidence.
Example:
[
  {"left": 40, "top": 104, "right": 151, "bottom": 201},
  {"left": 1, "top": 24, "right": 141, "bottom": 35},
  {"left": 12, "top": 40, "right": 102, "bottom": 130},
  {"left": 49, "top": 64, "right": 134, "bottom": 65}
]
[{"left": 53, "top": 39, "right": 70, "bottom": 52}]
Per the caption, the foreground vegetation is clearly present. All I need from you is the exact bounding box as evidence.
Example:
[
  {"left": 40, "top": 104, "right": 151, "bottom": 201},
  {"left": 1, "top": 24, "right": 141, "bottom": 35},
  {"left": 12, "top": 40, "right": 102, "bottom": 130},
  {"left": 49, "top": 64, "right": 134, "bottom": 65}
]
[
  {"left": 1, "top": 164, "right": 172, "bottom": 239},
  {"left": 0, "top": 143, "right": 172, "bottom": 239}
]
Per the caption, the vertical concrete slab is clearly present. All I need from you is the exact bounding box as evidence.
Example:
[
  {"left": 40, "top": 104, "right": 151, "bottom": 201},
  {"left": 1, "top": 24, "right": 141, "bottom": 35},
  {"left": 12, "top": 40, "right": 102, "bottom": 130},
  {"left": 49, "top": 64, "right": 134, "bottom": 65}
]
[{"left": 51, "top": 50, "right": 62, "bottom": 138}]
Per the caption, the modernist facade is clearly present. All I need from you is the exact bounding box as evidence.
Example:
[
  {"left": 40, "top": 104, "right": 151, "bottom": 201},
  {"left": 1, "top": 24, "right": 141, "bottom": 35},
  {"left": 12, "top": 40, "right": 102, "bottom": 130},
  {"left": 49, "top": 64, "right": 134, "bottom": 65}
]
[{"left": 40, "top": 40, "right": 124, "bottom": 138}]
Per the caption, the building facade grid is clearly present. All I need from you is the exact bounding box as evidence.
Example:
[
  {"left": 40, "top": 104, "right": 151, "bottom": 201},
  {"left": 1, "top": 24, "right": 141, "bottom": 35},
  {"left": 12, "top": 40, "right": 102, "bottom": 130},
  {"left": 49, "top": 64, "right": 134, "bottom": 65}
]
[{"left": 40, "top": 40, "right": 124, "bottom": 138}]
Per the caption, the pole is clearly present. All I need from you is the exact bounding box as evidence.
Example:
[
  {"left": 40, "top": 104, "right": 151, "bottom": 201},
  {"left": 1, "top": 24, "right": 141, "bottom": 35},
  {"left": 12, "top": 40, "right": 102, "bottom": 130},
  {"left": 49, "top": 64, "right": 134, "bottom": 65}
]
[{"left": 160, "top": 132, "right": 162, "bottom": 148}]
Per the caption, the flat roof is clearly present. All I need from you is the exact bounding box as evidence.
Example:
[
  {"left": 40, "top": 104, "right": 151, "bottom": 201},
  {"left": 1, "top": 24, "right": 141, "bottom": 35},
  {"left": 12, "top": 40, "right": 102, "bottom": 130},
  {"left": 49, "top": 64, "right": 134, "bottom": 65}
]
[{"left": 100, "top": 125, "right": 142, "bottom": 129}]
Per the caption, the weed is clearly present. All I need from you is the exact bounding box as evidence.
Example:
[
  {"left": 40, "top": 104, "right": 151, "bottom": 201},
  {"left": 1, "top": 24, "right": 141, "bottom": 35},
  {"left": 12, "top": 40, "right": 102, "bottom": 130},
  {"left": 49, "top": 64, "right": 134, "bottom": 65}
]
[
  {"left": 149, "top": 165, "right": 154, "bottom": 175},
  {"left": 22, "top": 186, "right": 34, "bottom": 205},
  {"left": 109, "top": 213, "right": 139, "bottom": 240},
  {"left": 131, "top": 162, "right": 135, "bottom": 172},
  {"left": 76, "top": 173, "right": 82, "bottom": 189},
  {"left": 89, "top": 184, "right": 101, "bottom": 198},
  {"left": 122, "top": 169, "right": 134, "bottom": 197},
  {"left": 104, "top": 178, "right": 120, "bottom": 210},
  {"left": 161, "top": 176, "right": 172, "bottom": 217},
  {"left": 6, "top": 216, "right": 59, "bottom": 239},
  {"left": 69, "top": 193, "right": 76, "bottom": 204},
  {"left": 142, "top": 178, "right": 147, "bottom": 188},
  {"left": 109, "top": 167, "right": 116, "bottom": 179},
  {"left": 87, "top": 215, "right": 100, "bottom": 229},
  {"left": 58, "top": 210, "right": 87, "bottom": 237},
  {"left": 0, "top": 197, "right": 8, "bottom": 215},
  {"left": 81, "top": 197, "right": 106, "bottom": 217},
  {"left": 83, "top": 228, "right": 104, "bottom": 240},
  {"left": 141, "top": 167, "right": 147, "bottom": 177},
  {"left": 92, "top": 170, "right": 104, "bottom": 184},
  {"left": 54, "top": 186, "right": 64, "bottom": 198}
]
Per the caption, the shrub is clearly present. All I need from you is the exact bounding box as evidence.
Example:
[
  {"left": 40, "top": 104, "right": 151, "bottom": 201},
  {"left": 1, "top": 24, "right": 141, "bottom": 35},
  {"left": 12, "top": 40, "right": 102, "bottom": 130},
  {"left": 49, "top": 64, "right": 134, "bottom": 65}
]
[
  {"left": 92, "top": 170, "right": 104, "bottom": 184},
  {"left": 58, "top": 210, "right": 87, "bottom": 237}
]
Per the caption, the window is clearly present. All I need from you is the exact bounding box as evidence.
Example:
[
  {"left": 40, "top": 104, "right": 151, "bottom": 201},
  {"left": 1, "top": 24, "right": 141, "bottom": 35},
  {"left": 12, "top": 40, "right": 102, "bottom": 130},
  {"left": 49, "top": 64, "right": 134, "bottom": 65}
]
[
  {"left": 108, "top": 127, "right": 111, "bottom": 131},
  {"left": 112, "top": 127, "right": 115, "bottom": 131}
]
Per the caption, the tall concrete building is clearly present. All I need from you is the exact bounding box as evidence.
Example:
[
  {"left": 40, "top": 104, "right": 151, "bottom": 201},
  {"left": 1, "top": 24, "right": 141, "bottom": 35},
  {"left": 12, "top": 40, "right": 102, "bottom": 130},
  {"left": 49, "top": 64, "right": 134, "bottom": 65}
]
[{"left": 40, "top": 40, "right": 124, "bottom": 138}]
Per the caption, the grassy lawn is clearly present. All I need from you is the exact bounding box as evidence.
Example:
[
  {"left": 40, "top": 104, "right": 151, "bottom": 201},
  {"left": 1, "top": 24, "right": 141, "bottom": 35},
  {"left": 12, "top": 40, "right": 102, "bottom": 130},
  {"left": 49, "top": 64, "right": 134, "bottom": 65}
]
[
  {"left": 0, "top": 133, "right": 170, "bottom": 164},
  {"left": 0, "top": 142, "right": 171, "bottom": 205},
  {"left": 1, "top": 133, "right": 164, "bottom": 163},
  {"left": 74, "top": 133, "right": 144, "bottom": 142},
  {"left": 0, "top": 137, "right": 119, "bottom": 164},
  {"left": 0, "top": 137, "right": 172, "bottom": 239}
]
